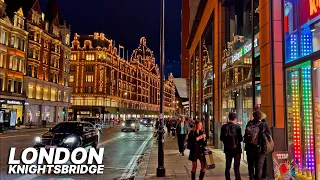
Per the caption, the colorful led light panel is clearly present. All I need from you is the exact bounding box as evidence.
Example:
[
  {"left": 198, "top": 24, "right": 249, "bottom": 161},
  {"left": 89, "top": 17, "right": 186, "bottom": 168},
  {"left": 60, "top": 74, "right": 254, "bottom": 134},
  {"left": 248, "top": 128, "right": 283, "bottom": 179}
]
[
  {"left": 291, "top": 70, "right": 302, "bottom": 166},
  {"left": 302, "top": 67, "right": 314, "bottom": 170}
]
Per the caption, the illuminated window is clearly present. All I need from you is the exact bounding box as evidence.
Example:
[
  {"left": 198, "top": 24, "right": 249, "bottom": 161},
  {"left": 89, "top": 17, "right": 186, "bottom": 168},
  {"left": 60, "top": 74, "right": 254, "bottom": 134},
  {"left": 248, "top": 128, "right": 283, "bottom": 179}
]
[
  {"left": 51, "top": 89, "right": 56, "bottom": 101},
  {"left": 86, "top": 54, "right": 95, "bottom": 60},
  {"left": 36, "top": 85, "right": 42, "bottom": 99},
  {"left": 19, "top": 59, "right": 23, "bottom": 72},
  {"left": 1, "top": 31, "right": 7, "bottom": 45},
  {"left": 85, "top": 75, "right": 94, "bottom": 82},
  {"left": 69, "top": 76, "right": 74, "bottom": 82},
  {"left": 71, "top": 54, "right": 77, "bottom": 60},
  {"left": 43, "top": 87, "right": 49, "bottom": 100},
  {"left": 58, "top": 91, "right": 61, "bottom": 101},
  {"left": 28, "top": 84, "right": 34, "bottom": 98},
  {"left": 0, "top": 54, "right": 4, "bottom": 67}
]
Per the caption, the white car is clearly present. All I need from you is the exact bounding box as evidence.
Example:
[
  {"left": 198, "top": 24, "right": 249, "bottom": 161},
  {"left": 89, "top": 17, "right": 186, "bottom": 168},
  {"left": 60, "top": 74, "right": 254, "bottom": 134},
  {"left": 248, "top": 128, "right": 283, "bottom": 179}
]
[{"left": 121, "top": 119, "right": 140, "bottom": 132}]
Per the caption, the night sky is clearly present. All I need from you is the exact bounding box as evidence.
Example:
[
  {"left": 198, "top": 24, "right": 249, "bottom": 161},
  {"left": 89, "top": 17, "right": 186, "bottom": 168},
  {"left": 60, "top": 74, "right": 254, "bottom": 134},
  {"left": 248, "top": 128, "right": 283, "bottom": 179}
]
[{"left": 41, "top": 0, "right": 182, "bottom": 78}]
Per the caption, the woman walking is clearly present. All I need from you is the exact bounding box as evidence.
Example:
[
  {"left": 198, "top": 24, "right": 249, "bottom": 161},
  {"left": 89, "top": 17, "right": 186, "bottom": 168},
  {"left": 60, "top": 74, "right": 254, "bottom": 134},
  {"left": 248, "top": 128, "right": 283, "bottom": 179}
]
[
  {"left": 188, "top": 121, "right": 207, "bottom": 180},
  {"left": 176, "top": 116, "right": 190, "bottom": 156}
]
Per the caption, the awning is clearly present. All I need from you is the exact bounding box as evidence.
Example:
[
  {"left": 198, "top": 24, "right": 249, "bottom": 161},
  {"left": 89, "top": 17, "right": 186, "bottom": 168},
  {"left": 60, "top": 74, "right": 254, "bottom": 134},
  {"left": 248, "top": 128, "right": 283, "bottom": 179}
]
[{"left": 174, "top": 78, "right": 188, "bottom": 98}]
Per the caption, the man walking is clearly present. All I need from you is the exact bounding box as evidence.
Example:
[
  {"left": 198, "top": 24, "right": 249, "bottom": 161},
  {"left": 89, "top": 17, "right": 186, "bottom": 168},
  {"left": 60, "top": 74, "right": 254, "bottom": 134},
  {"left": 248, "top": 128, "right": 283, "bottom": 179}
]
[
  {"left": 220, "top": 112, "right": 243, "bottom": 180},
  {"left": 244, "top": 111, "right": 271, "bottom": 180},
  {"left": 176, "top": 116, "right": 190, "bottom": 156}
]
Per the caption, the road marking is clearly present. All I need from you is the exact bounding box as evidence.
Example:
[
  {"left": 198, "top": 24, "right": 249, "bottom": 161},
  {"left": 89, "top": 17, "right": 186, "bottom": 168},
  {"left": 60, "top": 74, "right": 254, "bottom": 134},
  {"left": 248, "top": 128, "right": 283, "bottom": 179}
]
[
  {"left": 0, "top": 134, "right": 30, "bottom": 139},
  {"left": 120, "top": 135, "right": 152, "bottom": 179},
  {"left": 98, "top": 135, "right": 125, "bottom": 147}
]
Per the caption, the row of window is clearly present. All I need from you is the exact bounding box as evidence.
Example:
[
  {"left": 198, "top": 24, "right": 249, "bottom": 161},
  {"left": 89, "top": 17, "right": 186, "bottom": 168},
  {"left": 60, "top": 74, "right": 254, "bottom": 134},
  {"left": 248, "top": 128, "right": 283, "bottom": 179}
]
[
  {"left": 0, "top": 78, "right": 23, "bottom": 94},
  {"left": 28, "top": 85, "right": 68, "bottom": 102}
]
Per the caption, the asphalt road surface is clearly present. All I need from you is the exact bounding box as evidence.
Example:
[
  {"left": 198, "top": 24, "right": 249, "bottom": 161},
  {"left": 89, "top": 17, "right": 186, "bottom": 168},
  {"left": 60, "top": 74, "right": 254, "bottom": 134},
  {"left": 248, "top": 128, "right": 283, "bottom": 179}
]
[{"left": 0, "top": 125, "right": 155, "bottom": 180}]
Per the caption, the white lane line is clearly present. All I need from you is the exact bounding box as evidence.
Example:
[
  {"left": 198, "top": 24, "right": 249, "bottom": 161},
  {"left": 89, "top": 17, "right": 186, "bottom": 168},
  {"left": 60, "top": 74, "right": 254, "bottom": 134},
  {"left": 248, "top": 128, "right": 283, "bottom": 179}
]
[
  {"left": 120, "top": 135, "right": 152, "bottom": 179},
  {"left": 98, "top": 135, "right": 125, "bottom": 147},
  {"left": 0, "top": 134, "right": 30, "bottom": 139}
]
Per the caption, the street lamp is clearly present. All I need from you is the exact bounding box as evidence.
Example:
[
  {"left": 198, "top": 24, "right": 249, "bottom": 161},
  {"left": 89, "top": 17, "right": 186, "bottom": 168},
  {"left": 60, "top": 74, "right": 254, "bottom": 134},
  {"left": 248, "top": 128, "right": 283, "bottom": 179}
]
[{"left": 156, "top": 0, "right": 165, "bottom": 177}]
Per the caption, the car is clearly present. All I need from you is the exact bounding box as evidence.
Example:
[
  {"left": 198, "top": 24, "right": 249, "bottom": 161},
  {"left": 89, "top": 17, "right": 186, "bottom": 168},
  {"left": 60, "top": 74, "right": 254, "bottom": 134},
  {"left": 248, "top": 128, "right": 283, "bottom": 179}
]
[
  {"left": 143, "top": 118, "right": 154, "bottom": 127},
  {"left": 121, "top": 119, "right": 140, "bottom": 132},
  {"left": 34, "top": 121, "right": 99, "bottom": 150}
]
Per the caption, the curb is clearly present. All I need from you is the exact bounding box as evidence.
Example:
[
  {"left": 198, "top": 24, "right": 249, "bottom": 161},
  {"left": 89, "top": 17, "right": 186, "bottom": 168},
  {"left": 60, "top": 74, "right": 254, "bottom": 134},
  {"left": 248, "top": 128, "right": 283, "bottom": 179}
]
[{"left": 134, "top": 139, "right": 155, "bottom": 180}]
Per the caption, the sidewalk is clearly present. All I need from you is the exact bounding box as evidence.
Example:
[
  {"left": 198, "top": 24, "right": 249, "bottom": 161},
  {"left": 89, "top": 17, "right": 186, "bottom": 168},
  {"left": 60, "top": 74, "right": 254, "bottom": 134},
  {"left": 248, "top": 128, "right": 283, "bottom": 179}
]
[{"left": 135, "top": 133, "right": 249, "bottom": 180}]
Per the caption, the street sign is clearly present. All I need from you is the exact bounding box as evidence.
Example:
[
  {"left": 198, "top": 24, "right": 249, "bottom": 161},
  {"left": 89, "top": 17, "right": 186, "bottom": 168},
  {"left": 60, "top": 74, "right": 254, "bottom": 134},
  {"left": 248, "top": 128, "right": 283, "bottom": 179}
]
[{"left": 159, "top": 113, "right": 163, "bottom": 119}]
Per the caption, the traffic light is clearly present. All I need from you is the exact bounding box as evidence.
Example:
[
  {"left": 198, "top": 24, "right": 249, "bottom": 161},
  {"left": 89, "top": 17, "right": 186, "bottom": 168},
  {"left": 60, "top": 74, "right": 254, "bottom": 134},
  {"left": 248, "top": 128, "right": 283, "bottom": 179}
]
[
  {"left": 62, "top": 108, "right": 66, "bottom": 115},
  {"left": 116, "top": 108, "right": 119, "bottom": 114}
]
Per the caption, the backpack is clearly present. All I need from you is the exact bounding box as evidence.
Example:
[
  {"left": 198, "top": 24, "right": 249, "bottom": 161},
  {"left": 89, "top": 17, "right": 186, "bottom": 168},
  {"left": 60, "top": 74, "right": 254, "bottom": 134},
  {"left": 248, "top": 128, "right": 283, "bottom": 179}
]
[
  {"left": 261, "top": 124, "right": 274, "bottom": 153},
  {"left": 223, "top": 124, "right": 238, "bottom": 149},
  {"left": 244, "top": 121, "right": 262, "bottom": 145}
]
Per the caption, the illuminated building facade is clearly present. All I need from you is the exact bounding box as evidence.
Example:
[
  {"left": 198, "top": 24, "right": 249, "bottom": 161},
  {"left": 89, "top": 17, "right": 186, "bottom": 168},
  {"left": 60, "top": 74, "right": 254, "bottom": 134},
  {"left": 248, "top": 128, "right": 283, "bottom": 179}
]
[
  {"left": 0, "top": 0, "right": 28, "bottom": 126},
  {"left": 186, "top": 1, "right": 286, "bottom": 176},
  {"left": 22, "top": 0, "right": 71, "bottom": 124},
  {"left": 69, "top": 33, "right": 175, "bottom": 120}
]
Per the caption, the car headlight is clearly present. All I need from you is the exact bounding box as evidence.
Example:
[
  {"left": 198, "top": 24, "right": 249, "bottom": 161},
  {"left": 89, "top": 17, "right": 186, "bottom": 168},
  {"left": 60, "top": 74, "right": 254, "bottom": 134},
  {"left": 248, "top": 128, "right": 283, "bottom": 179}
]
[
  {"left": 144, "top": 121, "right": 146, "bottom": 123},
  {"left": 131, "top": 123, "right": 135, "bottom": 127},
  {"left": 35, "top": 137, "right": 41, "bottom": 143},
  {"left": 122, "top": 123, "right": 125, "bottom": 126},
  {"left": 64, "top": 137, "right": 76, "bottom": 144}
]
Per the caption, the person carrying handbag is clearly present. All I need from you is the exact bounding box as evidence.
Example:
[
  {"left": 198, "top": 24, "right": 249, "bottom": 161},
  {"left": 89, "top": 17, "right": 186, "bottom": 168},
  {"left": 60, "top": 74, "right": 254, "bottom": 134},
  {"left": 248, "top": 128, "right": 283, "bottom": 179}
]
[{"left": 187, "top": 120, "right": 207, "bottom": 180}]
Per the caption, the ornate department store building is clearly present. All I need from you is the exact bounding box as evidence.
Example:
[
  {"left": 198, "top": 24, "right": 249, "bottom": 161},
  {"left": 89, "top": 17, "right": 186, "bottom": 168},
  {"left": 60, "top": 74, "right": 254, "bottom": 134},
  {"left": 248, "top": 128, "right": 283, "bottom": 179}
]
[{"left": 69, "top": 33, "right": 175, "bottom": 120}]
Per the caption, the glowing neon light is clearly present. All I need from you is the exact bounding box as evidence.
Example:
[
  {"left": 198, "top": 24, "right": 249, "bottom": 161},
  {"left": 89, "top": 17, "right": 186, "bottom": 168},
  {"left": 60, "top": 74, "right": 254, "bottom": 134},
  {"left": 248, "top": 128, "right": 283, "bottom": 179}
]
[
  {"left": 301, "top": 34, "right": 312, "bottom": 57},
  {"left": 310, "top": 0, "right": 320, "bottom": 16},
  {"left": 291, "top": 70, "right": 302, "bottom": 166},
  {"left": 302, "top": 67, "right": 314, "bottom": 170}
]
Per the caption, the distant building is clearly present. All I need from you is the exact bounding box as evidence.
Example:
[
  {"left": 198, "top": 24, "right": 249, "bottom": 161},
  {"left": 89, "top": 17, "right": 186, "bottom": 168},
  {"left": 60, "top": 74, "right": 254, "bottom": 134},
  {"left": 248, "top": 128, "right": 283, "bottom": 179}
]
[
  {"left": 0, "top": 0, "right": 28, "bottom": 126},
  {"left": 69, "top": 33, "right": 175, "bottom": 120}
]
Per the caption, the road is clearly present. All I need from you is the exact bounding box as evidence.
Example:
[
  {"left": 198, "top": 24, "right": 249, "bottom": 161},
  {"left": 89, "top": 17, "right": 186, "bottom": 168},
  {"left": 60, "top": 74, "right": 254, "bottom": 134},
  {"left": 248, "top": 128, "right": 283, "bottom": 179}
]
[{"left": 0, "top": 125, "right": 155, "bottom": 180}]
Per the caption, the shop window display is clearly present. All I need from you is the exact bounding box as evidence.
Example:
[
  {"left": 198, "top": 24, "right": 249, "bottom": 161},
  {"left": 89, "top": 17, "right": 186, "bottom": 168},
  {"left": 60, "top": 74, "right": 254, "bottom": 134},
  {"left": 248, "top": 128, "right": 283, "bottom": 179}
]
[
  {"left": 286, "top": 61, "right": 315, "bottom": 178},
  {"left": 314, "top": 60, "right": 320, "bottom": 179}
]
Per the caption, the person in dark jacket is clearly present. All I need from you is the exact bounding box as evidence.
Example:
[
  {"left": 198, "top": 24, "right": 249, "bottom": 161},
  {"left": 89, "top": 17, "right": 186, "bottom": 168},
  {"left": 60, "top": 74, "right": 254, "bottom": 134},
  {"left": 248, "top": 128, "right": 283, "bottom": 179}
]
[
  {"left": 244, "top": 111, "right": 271, "bottom": 180},
  {"left": 176, "top": 116, "right": 190, "bottom": 156},
  {"left": 188, "top": 120, "right": 206, "bottom": 180},
  {"left": 220, "top": 112, "right": 243, "bottom": 180},
  {"left": 253, "top": 106, "right": 269, "bottom": 180},
  {"left": 166, "top": 118, "right": 171, "bottom": 135},
  {"left": 171, "top": 119, "right": 177, "bottom": 138}
]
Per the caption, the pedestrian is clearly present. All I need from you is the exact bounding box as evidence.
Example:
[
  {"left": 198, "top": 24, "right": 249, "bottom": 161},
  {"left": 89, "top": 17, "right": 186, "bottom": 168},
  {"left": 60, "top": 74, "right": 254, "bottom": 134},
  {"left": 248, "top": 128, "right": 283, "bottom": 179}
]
[
  {"left": 166, "top": 118, "right": 171, "bottom": 135},
  {"left": 220, "top": 112, "right": 243, "bottom": 180},
  {"left": 253, "top": 106, "right": 269, "bottom": 180},
  {"left": 244, "top": 111, "right": 271, "bottom": 180},
  {"left": 188, "top": 117, "right": 194, "bottom": 128},
  {"left": 176, "top": 116, "right": 190, "bottom": 156},
  {"left": 171, "top": 118, "right": 177, "bottom": 138},
  {"left": 187, "top": 120, "right": 206, "bottom": 180}
]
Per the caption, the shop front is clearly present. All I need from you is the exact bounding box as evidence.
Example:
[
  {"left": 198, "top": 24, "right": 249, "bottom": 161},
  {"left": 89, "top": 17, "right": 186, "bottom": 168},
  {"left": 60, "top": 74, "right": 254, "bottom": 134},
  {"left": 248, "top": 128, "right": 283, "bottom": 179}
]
[
  {"left": 284, "top": 0, "right": 320, "bottom": 178},
  {"left": 0, "top": 99, "right": 24, "bottom": 127},
  {"left": 221, "top": 33, "right": 260, "bottom": 161}
]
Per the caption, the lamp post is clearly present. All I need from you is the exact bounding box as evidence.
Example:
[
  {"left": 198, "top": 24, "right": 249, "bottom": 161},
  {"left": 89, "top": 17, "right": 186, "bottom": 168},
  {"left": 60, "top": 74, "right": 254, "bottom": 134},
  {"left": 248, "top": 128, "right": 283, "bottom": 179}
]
[{"left": 156, "top": 0, "right": 165, "bottom": 177}]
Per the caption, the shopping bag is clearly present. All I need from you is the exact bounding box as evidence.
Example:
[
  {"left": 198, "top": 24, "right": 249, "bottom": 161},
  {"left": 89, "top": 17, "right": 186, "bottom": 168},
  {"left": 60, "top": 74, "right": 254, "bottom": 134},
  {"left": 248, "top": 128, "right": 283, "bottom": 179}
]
[
  {"left": 204, "top": 149, "right": 215, "bottom": 170},
  {"left": 153, "top": 131, "right": 157, "bottom": 137}
]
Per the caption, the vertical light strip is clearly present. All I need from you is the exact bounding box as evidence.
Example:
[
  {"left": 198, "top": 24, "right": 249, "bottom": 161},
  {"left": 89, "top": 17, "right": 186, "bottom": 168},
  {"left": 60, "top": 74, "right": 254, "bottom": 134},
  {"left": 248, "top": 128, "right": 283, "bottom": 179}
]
[
  {"left": 301, "top": 34, "right": 312, "bottom": 57},
  {"left": 302, "top": 67, "right": 314, "bottom": 170},
  {"left": 291, "top": 70, "right": 302, "bottom": 166},
  {"left": 289, "top": 33, "right": 298, "bottom": 61}
]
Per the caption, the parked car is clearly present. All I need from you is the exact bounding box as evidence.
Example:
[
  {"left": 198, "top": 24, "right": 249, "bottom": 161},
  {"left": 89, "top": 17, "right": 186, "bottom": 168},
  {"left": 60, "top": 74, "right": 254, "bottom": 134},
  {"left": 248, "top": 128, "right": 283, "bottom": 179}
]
[
  {"left": 34, "top": 121, "right": 98, "bottom": 150},
  {"left": 121, "top": 119, "right": 140, "bottom": 132}
]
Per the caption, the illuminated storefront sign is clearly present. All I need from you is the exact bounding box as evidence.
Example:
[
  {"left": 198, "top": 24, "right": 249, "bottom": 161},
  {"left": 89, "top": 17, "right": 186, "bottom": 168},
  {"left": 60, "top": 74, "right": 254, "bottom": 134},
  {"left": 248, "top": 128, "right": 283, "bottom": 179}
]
[
  {"left": 0, "top": 100, "right": 24, "bottom": 105},
  {"left": 310, "top": 0, "right": 320, "bottom": 16},
  {"left": 232, "top": 38, "right": 259, "bottom": 63}
]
